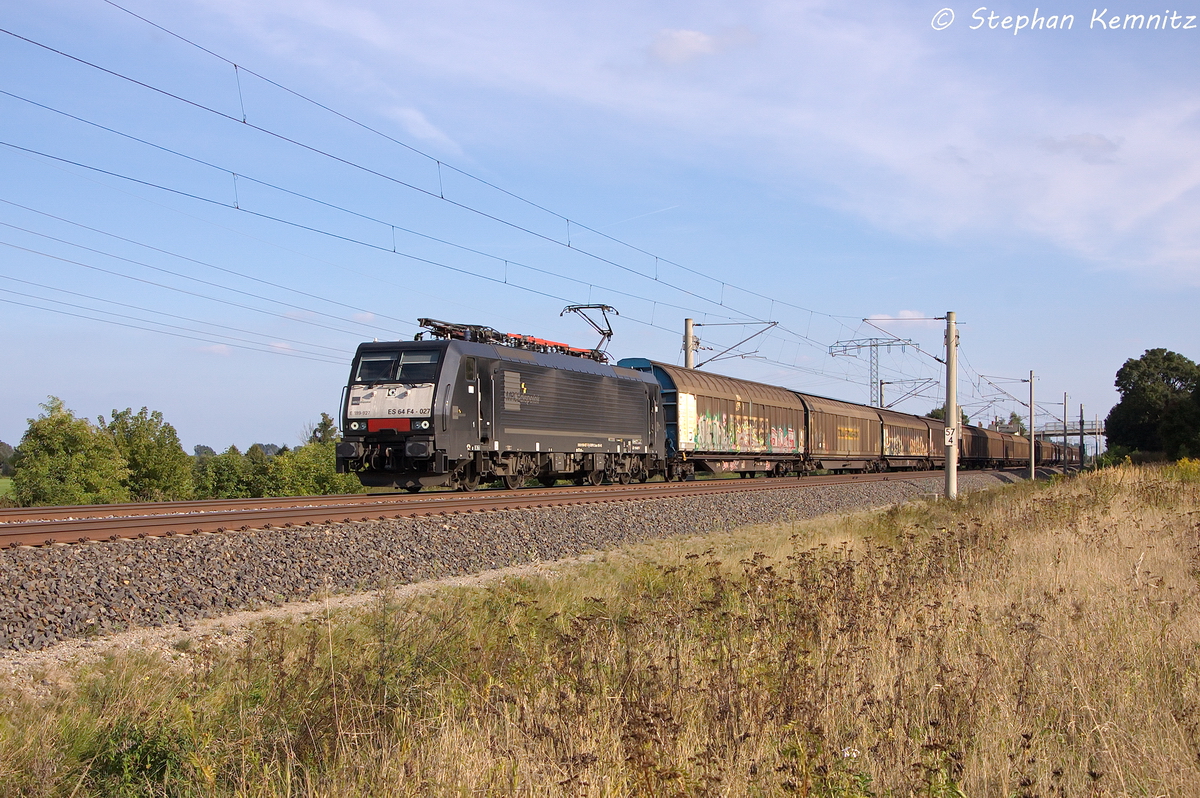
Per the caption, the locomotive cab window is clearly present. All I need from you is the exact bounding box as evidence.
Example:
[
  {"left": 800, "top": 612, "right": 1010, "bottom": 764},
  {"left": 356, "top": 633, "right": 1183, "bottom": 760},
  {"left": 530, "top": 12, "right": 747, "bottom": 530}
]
[
  {"left": 396, "top": 350, "right": 440, "bottom": 382},
  {"left": 353, "top": 350, "right": 441, "bottom": 383},
  {"left": 354, "top": 353, "right": 396, "bottom": 383}
]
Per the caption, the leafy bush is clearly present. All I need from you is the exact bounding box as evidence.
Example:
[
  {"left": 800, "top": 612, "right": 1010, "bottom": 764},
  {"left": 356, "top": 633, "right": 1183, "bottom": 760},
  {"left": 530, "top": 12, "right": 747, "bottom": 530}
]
[
  {"left": 11, "top": 397, "right": 130, "bottom": 506},
  {"left": 101, "top": 408, "right": 194, "bottom": 501}
]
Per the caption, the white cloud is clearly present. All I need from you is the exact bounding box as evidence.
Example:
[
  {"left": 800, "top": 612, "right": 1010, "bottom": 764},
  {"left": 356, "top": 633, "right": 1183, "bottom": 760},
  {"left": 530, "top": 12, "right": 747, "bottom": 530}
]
[
  {"left": 868, "top": 310, "right": 938, "bottom": 329},
  {"left": 198, "top": 344, "right": 232, "bottom": 356},
  {"left": 191, "top": 0, "right": 1200, "bottom": 281},
  {"left": 1039, "top": 133, "right": 1122, "bottom": 164},
  {"left": 383, "top": 107, "right": 462, "bottom": 156},
  {"left": 650, "top": 29, "right": 718, "bottom": 65}
]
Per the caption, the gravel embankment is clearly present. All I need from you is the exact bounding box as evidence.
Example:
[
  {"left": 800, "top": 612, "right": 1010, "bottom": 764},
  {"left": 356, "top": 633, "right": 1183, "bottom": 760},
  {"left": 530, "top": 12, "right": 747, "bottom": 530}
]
[{"left": 0, "top": 472, "right": 1018, "bottom": 651}]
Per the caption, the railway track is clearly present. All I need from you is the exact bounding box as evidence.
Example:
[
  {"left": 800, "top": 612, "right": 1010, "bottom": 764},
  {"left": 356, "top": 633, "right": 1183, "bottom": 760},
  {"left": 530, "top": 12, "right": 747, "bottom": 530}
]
[{"left": 0, "top": 471, "right": 948, "bottom": 548}]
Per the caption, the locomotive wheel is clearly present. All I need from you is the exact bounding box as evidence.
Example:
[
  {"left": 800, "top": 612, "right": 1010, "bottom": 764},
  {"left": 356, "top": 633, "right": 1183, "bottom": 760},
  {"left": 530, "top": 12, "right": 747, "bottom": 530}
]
[
  {"left": 405, "top": 486, "right": 422, "bottom": 494},
  {"left": 459, "top": 470, "right": 480, "bottom": 492},
  {"left": 616, "top": 473, "right": 632, "bottom": 485},
  {"left": 501, "top": 475, "right": 524, "bottom": 490},
  {"left": 538, "top": 475, "right": 557, "bottom": 488},
  {"left": 586, "top": 470, "right": 604, "bottom": 486}
]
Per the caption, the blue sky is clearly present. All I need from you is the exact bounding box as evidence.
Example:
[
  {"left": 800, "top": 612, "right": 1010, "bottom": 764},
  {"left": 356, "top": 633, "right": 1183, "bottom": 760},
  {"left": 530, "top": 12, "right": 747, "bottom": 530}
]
[{"left": 2, "top": 0, "right": 1197, "bottom": 451}]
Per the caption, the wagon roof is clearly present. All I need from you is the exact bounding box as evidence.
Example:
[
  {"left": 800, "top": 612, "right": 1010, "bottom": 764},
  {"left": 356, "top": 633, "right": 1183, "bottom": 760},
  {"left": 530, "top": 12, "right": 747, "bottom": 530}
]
[
  {"left": 797, "top": 394, "right": 881, "bottom": 423},
  {"left": 649, "top": 362, "right": 807, "bottom": 410},
  {"left": 877, "top": 408, "right": 933, "bottom": 430}
]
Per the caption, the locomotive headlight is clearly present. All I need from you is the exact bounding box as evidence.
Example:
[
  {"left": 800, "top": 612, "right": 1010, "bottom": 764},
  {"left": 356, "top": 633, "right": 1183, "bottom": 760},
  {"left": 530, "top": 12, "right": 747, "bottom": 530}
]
[
  {"left": 347, "top": 420, "right": 365, "bottom": 432},
  {"left": 412, "top": 419, "right": 431, "bottom": 431}
]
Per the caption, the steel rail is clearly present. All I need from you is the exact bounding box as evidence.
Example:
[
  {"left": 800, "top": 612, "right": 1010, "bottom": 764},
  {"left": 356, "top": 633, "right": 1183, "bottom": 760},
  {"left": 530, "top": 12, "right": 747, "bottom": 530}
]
[
  {"left": 0, "top": 473, "right": 886, "bottom": 523},
  {"left": 0, "top": 470, "right": 961, "bottom": 549},
  {"left": 0, "top": 492, "right": 450, "bottom": 524}
]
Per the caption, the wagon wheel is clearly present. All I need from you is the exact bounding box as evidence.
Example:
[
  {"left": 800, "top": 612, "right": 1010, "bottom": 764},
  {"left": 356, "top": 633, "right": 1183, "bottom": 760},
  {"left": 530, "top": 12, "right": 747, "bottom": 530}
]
[
  {"left": 459, "top": 467, "right": 480, "bottom": 492},
  {"left": 501, "top": 474, "right": 525, "bottom": 490},
  {"left": 616, "top": 472, "right": 632, "bottom": 485}
]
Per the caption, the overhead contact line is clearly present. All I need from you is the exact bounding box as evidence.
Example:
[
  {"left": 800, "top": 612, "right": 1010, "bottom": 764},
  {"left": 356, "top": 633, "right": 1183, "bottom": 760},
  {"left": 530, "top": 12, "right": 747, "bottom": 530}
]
[
  {"left": 0, "top": 24, "right": 861, "bottom": 356},
  {"left": 0, "top": 295, "right": 346, "bottom": 364},
  {"left": 95, "top": 0, "right": 862, "bottom": 331}
]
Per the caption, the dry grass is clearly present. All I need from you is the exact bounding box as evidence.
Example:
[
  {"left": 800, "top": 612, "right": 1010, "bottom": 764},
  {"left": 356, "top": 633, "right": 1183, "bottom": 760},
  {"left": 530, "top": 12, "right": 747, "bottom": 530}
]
[{"left": 2, "top": 464, "right": 1200, "bottom": 797}]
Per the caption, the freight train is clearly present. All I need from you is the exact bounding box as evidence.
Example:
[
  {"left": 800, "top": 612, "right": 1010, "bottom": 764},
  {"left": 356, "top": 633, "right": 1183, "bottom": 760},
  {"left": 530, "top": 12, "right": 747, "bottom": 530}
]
[{"left": 336, "top": 319, "right": 1078, "bottom": 491}]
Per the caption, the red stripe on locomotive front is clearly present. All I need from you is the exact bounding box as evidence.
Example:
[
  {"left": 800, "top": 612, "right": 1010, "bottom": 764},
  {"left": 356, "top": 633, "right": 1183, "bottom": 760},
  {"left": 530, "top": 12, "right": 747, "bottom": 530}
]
[{"left": 367, "top": 418, "right": 411, "bottom": 432}]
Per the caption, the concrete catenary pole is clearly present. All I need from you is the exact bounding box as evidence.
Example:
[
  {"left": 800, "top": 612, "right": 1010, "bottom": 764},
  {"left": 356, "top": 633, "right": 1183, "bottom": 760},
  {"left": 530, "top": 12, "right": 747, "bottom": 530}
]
[
  {"left": 945, "top": 311, "right": 958, "bottom": 500},
  {"left": 1029, "top": 370, "right": 1035, "bottom": 481},
  {"left": 1063, "top": 392, "right": 1069, "bottom": 470},
  {"left": 684, "top": 318, "right": 695, "bottom": 369},
  {"left": 1080, "top": 404, "right": 1086, "bottom": 467}
]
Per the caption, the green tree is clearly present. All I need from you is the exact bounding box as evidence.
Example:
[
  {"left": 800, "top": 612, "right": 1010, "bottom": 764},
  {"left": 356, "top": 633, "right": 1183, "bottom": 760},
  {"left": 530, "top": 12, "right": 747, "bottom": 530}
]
[
  {"left": 11, "top": 397, "right": 130, "bottom": 507},
  {"left": 267, "top": 441, "right": 363, "bottom": 496},
  {"left": 925, "top": 406, "right": 970, "bottom": 425},
  {"left": 194, "top": 445, "right": 254, "bottom": 499},
  {"left": 100, "top": 407, "right": 194, "bottom": 501},
  {"left": 0, "top": 440, "right": 14, "bottom": 477},
  {"left": 1159, "top": 387, "right": 1200, "bottom": 459},
  {"left": 244, "top": 443, "right": 273, "bottom": 498},
  {"left": 1006, "top": 411, "right": 1028, "bottom": 436},
  {"left": 307, "top": 412, "right": 340, "bottom": 444},
  {"left": 1105, "top": 349, "right": 1200, "bottom": 454}
]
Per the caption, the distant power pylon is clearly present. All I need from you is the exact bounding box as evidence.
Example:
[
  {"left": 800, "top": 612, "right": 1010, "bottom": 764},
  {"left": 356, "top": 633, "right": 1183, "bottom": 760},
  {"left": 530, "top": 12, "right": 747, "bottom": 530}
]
[{"left": 828, "top": 337, "right": 914, "bottom": 407}]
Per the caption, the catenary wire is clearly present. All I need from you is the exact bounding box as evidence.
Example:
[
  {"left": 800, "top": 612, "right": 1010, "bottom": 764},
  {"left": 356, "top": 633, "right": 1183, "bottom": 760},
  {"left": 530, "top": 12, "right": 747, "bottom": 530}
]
[
  {"left": 0, "top": 88, "right": 776, "bottom": 332},
  {"left": 0, "top": 219, "right": 404, "bottom": 339},
  {"left": 0, "top": 26, "right": 781, "bottom": 324},
  {"left": 95, "top": 0, "right": 864, "bottom": 328},
  {"left": 0, "top": 138, "right": 860, "bottom": 386},
  {"left": 0, "top": 44, "right": 890, "bottom": 387},
  {"left": 0, "top": 295, "right": 345, "bottom": 364},
  {"left": 0, "top": 236, "right": 397, "bottom": 343},
  {"left": 0, "top": 273, "right": 351, "bottom": 356},
  {"left": 0, "top": 195, "right": 413, "bottom": 334}
]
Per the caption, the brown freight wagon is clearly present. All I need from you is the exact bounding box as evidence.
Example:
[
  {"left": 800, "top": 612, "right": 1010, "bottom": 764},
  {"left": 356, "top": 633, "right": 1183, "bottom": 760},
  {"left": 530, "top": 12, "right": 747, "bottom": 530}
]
[
  {"left": 622, "top": 360, "right": 806, "bottom": 476},
  {"left": 924, "top": 416, "right": 948, "bottom": 468},
  {"left": 797, "top": 394, "right": 883, "bottom": 472},
  {"left": 959, "top": 425, "right": 1003, "bottom": 467},
  {"left": 1008, "top": 435, "right": 1031, "bottom": 462},
  {"left": 878, "top": 408, "right": 935, "bottom": 470}
]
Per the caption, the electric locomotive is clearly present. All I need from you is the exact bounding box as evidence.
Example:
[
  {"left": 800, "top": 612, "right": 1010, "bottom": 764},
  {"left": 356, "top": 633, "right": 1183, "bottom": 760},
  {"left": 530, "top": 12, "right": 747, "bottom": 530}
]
[{"left": 335, "top": 320, "right": 666, "bottom": 491}]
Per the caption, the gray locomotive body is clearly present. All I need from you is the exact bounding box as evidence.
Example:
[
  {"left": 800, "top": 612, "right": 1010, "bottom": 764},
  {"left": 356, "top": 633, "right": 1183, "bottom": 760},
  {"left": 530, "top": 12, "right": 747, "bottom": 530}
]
[{"left": 336, "top": 338, "right": 666, "bottom": 491}]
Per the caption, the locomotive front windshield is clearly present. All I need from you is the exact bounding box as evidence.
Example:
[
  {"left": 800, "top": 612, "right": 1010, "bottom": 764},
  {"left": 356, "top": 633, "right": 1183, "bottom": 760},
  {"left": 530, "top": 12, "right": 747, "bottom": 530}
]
[{"left": 353, "top": 350, "right": 441, "bottom": 383}]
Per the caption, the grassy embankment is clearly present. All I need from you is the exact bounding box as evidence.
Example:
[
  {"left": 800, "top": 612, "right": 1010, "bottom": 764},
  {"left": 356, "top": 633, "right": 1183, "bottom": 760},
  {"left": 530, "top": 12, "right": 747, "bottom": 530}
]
[
  {"left": 0, "top": 477, "right": 12, "bottom": 499},
  {"left": 3, "top": 463, "right": 1200, "bottom": 796}
]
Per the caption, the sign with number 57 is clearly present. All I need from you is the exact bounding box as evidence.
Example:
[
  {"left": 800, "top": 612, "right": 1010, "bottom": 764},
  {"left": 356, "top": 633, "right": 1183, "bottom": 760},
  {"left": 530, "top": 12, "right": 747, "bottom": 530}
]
[{"left": 944, "top": 427, "right": 956, "bottom": 447}]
